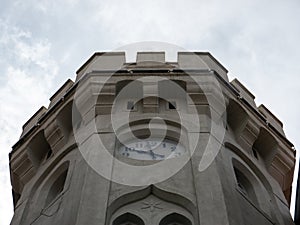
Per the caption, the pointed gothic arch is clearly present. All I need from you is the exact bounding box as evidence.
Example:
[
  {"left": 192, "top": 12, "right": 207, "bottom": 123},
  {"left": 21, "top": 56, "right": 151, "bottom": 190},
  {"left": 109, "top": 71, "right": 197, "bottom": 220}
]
[{"left": 108, "top": 185, "right": 196, "bottom": 225}]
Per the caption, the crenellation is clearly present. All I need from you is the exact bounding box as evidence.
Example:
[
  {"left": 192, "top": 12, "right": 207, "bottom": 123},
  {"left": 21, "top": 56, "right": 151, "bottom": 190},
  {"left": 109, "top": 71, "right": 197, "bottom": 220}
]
[
  {"left": 194, "top": 52, "right": 229, "bottom": 81},
  {"left": 177, "top": 52, "right": 211, "bottom": 71},
  {"left": 76, "top": 52, "right": 126, "bottom": 81},
  {"left": 136, "top": 51, "right": 165, "bottom": 64},
  {"left": 230, "top": 78, "right": 256, "bottom": 108},
  {"left": 21, "top": 106, "right": 48, "bottom": 138},
  {"left": 49, "top": 79, "right": 74, "bottom": 108},
  {"left": 258, "top": 104, "right": 285, "bottom": 136}
]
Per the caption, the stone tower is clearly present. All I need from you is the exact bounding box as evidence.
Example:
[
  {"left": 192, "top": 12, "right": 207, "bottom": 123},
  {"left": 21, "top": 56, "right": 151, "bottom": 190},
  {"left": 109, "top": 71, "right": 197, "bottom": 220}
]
[{"left": 9, "top": 52, "right": 295, "bottom": 225}]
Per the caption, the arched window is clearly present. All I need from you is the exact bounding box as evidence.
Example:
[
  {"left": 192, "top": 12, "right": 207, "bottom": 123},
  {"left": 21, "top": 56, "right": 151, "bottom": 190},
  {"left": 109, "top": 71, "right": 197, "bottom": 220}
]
[
  {"left": 44, "top": 168, "right": 68, "bottom": 207},
  {"left": 234, "top": 167, "right": 258, "bottom": 205},
  {"left": 112, "top": 213, "right": 144, "bottom": 225},
  {"left": 159, "top": 213, "right": 192, "bottom": 225}
]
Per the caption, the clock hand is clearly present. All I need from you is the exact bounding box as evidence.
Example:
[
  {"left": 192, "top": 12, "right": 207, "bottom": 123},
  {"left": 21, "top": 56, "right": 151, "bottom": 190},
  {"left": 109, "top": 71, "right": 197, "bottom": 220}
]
[
  {"left": 153, "top": 152, "right": 164, "bottom": 158},
  {"left": 125, "top": 147, "right": 164, "bottom": 159},
  {"left": 149, "top": 150, "right": 155, "bottom": 160},
  {"left": 127, "top": 148, "right": 155, "bottom": 155},
  {"left": 149, "top": 150, "right": 165, "bottom": 159},
  {"left": 127, "top": 148, "right": 147, "bottom": 153}
]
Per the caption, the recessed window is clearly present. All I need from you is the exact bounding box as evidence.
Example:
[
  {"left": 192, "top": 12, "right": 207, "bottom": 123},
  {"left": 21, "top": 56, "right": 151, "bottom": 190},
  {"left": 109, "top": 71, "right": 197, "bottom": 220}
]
[
  {"left": 237, "top": 182, "right": 248, "bottom": 196},
  {"left": 234, "top": 168, "right": 257, "bottom": 204},
  {"left": 253, "top": 149, "right": 258, "bottom": 159},
  {"left": 127, "top": 101, "right": 135, "bottom": 110},
  {"left": 45, "top": 169, "right": 68, "bottom": 207},
  {"left": 168, "top": 101, "right": 177, "bottom": 110},
  {"left": 45, "top": 149, "right": 53, "bottom": 161}
]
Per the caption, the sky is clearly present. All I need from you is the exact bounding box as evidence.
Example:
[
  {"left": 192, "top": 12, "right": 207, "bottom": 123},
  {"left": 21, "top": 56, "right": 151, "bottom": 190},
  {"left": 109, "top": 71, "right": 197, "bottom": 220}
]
[{"left": 0, "top": 0, "right": 300, "bottom": 224}]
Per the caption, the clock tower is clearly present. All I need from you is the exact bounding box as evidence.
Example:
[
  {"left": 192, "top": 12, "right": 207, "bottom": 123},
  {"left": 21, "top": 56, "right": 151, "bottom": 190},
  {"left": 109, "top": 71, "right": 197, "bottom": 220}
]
[{"left": 9, "top": 51, "right": 295, "bottom": 225}]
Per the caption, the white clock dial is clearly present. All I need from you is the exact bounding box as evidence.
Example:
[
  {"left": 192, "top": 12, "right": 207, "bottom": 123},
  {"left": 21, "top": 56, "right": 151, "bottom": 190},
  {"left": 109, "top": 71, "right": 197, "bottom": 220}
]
[{"left": 118, "top": 139, "right": 186, "bottom": 160}]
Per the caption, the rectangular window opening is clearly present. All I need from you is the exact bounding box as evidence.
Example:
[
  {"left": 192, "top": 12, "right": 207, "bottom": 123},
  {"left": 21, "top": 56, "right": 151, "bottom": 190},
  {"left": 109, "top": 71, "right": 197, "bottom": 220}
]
[
  {"left": 127, "top": 101, "right": 135, "bottom": 110},
  {"left": 168, "top": 101, "right": 177, "bottom": 110}
]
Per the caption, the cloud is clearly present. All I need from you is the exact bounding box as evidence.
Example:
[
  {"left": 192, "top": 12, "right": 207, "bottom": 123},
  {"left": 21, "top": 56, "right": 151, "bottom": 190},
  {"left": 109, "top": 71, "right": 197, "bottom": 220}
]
[{"left": 0, "top": 19, "right": 59, "bottom": 225}]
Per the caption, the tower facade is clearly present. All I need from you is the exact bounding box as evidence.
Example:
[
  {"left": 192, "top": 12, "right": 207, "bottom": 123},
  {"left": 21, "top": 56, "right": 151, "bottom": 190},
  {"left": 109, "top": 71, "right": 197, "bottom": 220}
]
[{"left": 9, "top": 52, "right": 295, "bottom": 225}]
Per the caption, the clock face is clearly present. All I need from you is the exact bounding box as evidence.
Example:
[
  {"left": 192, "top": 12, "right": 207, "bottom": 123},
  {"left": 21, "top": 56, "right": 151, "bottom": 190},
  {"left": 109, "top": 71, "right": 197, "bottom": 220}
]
[{"left": 118, "top": 139, "right": 186, "bottom": 160}]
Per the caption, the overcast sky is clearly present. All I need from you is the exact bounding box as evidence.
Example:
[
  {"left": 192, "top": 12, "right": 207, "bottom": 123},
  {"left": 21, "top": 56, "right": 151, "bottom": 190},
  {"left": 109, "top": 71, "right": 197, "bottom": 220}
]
[{"left": 1, "top": 0, "right": 300, "bottom": 224}]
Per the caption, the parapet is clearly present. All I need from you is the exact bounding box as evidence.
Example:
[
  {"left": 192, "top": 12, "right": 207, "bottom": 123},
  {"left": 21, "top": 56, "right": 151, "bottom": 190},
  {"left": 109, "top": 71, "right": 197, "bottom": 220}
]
[
  {"left": 230, "top": 78, "right": 256, "bottom": 108},
  {"left": 178, "top": 52, "right": 228, "bottom": 81},
  {"left": 258, "top": 104, "right": 285, "bottom": 136},
  {"left": 136, "top": 51, "right": 165, "bottom": 64},
  {"left": 76, "top": 52, "right": 126, "bottom": 80},
  {"left": 21, "top": 106, "right": 47, "bottom": 138},
  {"left": 49, "top": 79, "right": 74, "bottom": 108},
  {"left": 18, "top": 51, "right": 288, "bottom": 141},
  {"left": 75, "top": 51, "right": 229, "bottom": 81}
]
